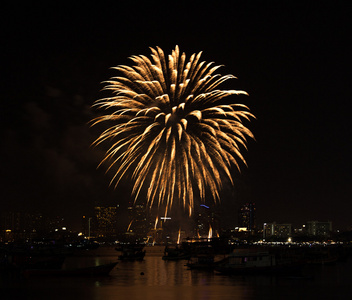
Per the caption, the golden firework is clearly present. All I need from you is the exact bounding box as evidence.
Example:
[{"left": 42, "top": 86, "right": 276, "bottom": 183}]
[{"left": 91, "top": 46, "right": 254, "bottom": 215}]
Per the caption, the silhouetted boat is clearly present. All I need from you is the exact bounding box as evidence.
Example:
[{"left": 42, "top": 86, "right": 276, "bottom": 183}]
[
  {"left": 183, "top": 237, "right": 230, "bottom": 270},
  {"left": 186, "top": 254, "right": 221, "bottom": 270},
  {"left": 162, "top": 245, "right": 191, "bottom": 261},
  {"left": 185, "top": 247, "right": 227, "bottom": 270},
  {"left": 305, "top": 248, "right": 338, "bottom": 265},
  {"left": 117, "top": 244, "right": 146, "bottom": 261},
  {"left": 0, "top": 244, "right": 66, "bottom": 271},
  {"left": 215, "top": 249, "right": 302, "bottom": 275}
]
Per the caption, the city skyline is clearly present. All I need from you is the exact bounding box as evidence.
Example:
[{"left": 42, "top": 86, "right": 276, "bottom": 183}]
[
  {"left": 1, "top": 2, "right": 351, "bottom": 230},
  {"left": 0, "top": 203, "right": 341, "bottom": 239}
]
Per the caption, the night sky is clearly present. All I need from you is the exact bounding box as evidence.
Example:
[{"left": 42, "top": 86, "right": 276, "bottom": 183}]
[{"left": 2, "top": 2, "right": 351, "bottom": 230}]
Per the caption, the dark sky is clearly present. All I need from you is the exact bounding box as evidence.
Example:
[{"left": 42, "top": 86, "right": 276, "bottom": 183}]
[{"left": 2, "top": 2, "right": 351, "bottom": 230}]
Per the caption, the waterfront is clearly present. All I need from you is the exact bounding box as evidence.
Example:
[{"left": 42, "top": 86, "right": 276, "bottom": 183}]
[{"left": 1, "top": 246, "right": 352, "bottom": 300}]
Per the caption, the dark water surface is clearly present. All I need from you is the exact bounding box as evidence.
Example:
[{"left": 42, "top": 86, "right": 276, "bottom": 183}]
[{"left": 1, "top": 250, "right": 352, "bottom": 300}]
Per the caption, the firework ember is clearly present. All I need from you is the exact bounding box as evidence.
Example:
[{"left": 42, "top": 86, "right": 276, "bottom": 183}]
[{"left": 91, "top": 46, "right": 254, "bottom": 215}]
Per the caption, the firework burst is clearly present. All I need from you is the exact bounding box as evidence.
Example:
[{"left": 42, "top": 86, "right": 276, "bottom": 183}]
[{"left": 91, "top": 46, "right": 254, "bottom": 215}]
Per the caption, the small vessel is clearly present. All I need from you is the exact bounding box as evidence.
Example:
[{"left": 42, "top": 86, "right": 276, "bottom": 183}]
[
  {"left": 186, "top": 253, "right": 221, "bottom": 270},
  {"left": 305, "top": 248, "right": 338, "bottom": 265},
  {"left": 0, "top": 244, "right": 66, "bottom": 271},
  {"left": 162, "top": 245, "right": 191, "bottom": 261},
  {"left": 182, "top": 237, "right": 232, "bottom": 270},
  {"left": 117, "top": 244, "right": 146, "bottom": 261},
  {"left": 215, "top": 249, "right": 301, "bottom": 275}
]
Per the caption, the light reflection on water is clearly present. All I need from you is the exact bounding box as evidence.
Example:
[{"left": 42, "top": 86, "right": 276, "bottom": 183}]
[{"left": 2, "top": 252, "right": 352, "bottom": 300}]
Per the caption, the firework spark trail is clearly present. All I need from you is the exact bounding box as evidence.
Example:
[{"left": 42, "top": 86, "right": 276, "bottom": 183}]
[
  {"left": 92, "top": 46, "right": 255, "bottom": 215},
  {"left": 208, "top": 225, "right": 213, "bottom": 240},
  {"left": 126, "top": 219, "right": 134, "bottom": 232},
  {"left": 154, "top": 217, "right": 159, "bottom": 230}
]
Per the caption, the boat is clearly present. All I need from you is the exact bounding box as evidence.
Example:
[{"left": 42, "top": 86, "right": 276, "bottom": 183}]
[
  {"left": 23, "top": 261, "right": 118, "bottom": 277},
  {"left": 182, "top": 237, "right": 234, "bottom": 255},
  {"left": 0, "top": 245, "right": 66, "bottom": 271},
  {"left": 162, "top": 245, "right": 191, "bottom": 261},
  {"left": 183, "top": 237, "right": 231, "bottom": 270},
  {"left": 305, "top": 248, "right": 338, "bottom": 265},
  {"left": 117, "top": 244, "right": 146, "bottom": 261},
  {"left": 186, "top": 253, "right": 221, "bottom": 270},
  {"left": 186, "top": 246, "right": 227, "bottom": 270},
  {"left": 215, "top": 249, "right": 302, "bottom": 275},
  {"left": 119, "top": 250, "right": 145, "bottom": 261}
]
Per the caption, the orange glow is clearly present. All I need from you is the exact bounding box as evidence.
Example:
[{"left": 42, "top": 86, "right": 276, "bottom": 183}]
[
  {"left": 177, "top": 228, "right": 181, "bottom": 245},
  {"left": 208, "top": 225, "right": 212, "bottom": 240},
  {"left": 154, "top": 217, "right": 159, "bottom": 229},
  {"left": 127, "top": 219, "right": 134, "bottom": 231}
]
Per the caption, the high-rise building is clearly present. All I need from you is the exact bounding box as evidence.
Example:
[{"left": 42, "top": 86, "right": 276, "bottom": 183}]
[
  {"left": 238, "top": 202, "right": 256, "bottom": 232},
  {"left": 127, "top": 204, "right": 150, "bottom": 237},
  {"left": 306, "top": 221, "right": 332, "bottom": 237},
  {"left": 94, "top": 206, "right": 118, "bottom": 238},
  {"left": 81, "top": 215, "right": 91, "bottom": 237},
  {"left": 263, "top": 222, "right": 292, "bottom": 239},
  {"left": 194, "top": 204, "right": 220, "bottom": 238},
  {"left": 195, "top": 204, "right": 211, "bottom": 237},
  {"left": 0, "top": 212, "right": 48, "bottom": 241}
]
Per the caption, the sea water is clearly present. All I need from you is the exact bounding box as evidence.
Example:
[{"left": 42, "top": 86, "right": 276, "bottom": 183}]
[{"left": 1, "top": 247, "right": 352, "bottom": 300}]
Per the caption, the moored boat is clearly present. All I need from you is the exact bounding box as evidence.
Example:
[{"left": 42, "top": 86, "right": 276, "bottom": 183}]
[
  {"left": 0, "top": 244, "right": 66, "bottom": 271},
  {"left": 215, "top": 249, "right": 302, "bottom": 275},
  {"left": 162, "top": 245, "right": 191, "bottom": 261},
  {"left": 183, "top": 237, "right": 232, "bottom": 270},
  {"left": 117, "top": 244, "right": 146, "bottom": 261},
  {"left": 187, "top": 254, "right": 218, "bottom": 270},
  {"left": 305, "top": 248, "right": 338, "bottom": 265}
]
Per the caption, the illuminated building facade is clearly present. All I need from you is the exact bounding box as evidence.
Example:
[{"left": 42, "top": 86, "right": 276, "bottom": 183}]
[
  {"left": 306, "top": 221, "right": 332, "bottom": 237},
  {"left": 94, "top": 206, "right": 118, "bottom": 239},
  {"left": 238, "top": 202, "right": 256, "bottom": 232},
  {"left": 0, "top": 212, "right": 48, "bottom": 241},
  {"left": 194, "top": 204, "right": 220, "bottom": 238},
  {"left": 263, "top": 222, "right": 292, "bottom": 239},
  {"left": 127, "top": 204, "right": 150, "bottom": 238}
]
